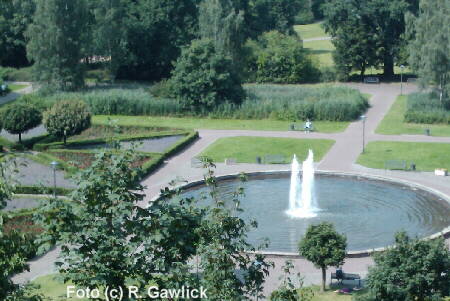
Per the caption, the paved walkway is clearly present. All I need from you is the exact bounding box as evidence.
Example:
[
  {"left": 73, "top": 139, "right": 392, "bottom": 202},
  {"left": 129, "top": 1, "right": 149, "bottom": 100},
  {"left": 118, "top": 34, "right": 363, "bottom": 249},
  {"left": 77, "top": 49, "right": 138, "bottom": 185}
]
[
  {"left": 13, "top": 83, "right": 450, "bottom": 296},
  {"left": 0, "top": 82, "right": 33, "bottom": 106}
]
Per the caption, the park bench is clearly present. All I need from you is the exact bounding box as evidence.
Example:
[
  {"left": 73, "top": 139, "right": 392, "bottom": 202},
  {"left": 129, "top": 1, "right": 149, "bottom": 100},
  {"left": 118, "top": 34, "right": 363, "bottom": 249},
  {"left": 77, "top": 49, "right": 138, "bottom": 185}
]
[
  {"left": 225, "top": 158, "right": 237, "bottom": 165},
  {"left": 263, "top": 154, "right": 286, "bottom": 164},
  {"left": 384, "top": 160, "right": 407, "bottom": 170},
  {"left": 364, "top": 76, "right": 380, "bottom": 84},
  {"left": 331, "top": 270, "right": 361, "bottom": 286},
  {"left": 407, "top": 78, "right": 417, "bottom": 83},
  {"left": 289, "top": 123, "right": 315, "bottom": 132}
]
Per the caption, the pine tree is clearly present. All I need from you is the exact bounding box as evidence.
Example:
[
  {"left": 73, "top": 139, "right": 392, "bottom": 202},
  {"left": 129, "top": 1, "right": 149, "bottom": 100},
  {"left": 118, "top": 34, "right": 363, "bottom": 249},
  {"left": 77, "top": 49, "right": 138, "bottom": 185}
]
[
  {"left": 407, "top": 0, "right": 450, "bottom": 105},
  {"left": 26, "top": 0, "right": 89, "bottom": 91}
]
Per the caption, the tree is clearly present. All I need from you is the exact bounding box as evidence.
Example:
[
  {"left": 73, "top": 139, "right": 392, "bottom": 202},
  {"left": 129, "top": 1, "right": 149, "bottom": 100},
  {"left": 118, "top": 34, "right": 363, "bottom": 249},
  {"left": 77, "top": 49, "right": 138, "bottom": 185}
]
[
  {"left": 26, "top": 0, "right": 89, "bottom": 90},
  {"left": 1, "top": 103, "right": 41, "bottom": 143},
  {"left": 298, "top": 222, "right": 346, "bottom": 292},
  {"left": 171, "top": 39, "right": 245, "bottom": 112},
  {"left": 199, "top": 0, "right": 245, "bottom": 66},
  {"left": 358, "top": 232, "right": 450, "bottom": 301},
  {"left": 323, "top": 0, "right": 418, "bottom": 78},
  {"left": 311, "top": 0, "right": 326, "bottom": 19},
  {"left": 36, "top": 148, "right": 203, "bottom": 299},
  {"left": 245, "top": 31, "right": 320, "bottom": 83},
  {"left": 407, "top": 0, "right": 450, "bottom": 106},
  {"left": 0, "top": 0, "right": 35, "bottom": 67},
  {"left": 196, "top": 159, "right": 272, "bottom": 300},
  {"left": 89, "top": 0, "right": 129, "bottom": 80},
  {"left": 122, "top": 0, "right": 198, "bottom": 81},
  {"left": 43, "top": 100, "right": 91, "bottom": 144}
]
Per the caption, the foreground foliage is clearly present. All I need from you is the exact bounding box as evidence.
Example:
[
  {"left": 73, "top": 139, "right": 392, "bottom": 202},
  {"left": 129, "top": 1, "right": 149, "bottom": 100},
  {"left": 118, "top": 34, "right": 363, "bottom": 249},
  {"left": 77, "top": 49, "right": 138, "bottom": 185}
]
[{"left": 356, "top": 232, "right": 450, "bottom": 301}]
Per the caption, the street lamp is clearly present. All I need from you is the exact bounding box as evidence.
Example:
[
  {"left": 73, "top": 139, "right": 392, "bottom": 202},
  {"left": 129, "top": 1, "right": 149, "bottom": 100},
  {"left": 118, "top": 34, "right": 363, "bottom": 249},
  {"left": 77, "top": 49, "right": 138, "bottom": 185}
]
[
  {"left": 360, "top": 115, "right": 366, "bottom": 153},
  {"left": 50, "top": 161, "right": 59, "bottom": 198},
  {"left": 400, "top": 65, "right": 405, "bottom": 95}
]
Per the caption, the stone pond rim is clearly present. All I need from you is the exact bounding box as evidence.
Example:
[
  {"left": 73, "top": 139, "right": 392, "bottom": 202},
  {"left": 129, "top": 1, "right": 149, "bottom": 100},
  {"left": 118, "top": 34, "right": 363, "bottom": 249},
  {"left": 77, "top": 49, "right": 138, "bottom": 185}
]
[{"left": 150, "top": 170, "right": 450, "bottom": 258}]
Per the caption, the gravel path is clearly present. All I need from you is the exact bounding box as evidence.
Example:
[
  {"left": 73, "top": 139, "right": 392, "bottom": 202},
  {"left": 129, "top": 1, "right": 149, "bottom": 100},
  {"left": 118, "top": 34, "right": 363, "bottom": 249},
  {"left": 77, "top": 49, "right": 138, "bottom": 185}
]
[
  {"left": 15, "top": 156, "right": 75, "bottom": 189},
  {"left": 0, "top": 82, "right": 33, "bottom": 106},
  {"left": 13, "top": 83, "right": 450, "bottom": 296}
]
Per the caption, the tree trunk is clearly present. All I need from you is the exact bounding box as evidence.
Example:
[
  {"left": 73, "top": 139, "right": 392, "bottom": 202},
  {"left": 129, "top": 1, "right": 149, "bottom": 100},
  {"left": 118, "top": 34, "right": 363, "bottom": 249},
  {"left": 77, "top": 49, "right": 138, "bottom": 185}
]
[
  {"left": 383, "top": 55, "right": 394, "bottom": 79},
  {"left": 360, "top": 65, "right": 366, "bottom": 83},
  {"left": 63, "top": 134, "right": 67, "bottom": 145},
  {"left": 19, "top": 133, "right": 22, "bottom": 143},
  {"left": 321, "top": 266, "right": 326, "bottom": 292}
]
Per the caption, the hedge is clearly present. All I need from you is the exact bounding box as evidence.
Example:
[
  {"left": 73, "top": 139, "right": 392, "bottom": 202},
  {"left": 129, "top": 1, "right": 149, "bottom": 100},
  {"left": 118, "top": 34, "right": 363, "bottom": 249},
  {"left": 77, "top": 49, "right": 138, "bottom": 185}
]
[{"left": 14, "top": 185, "right": 73, "bottom": 196}]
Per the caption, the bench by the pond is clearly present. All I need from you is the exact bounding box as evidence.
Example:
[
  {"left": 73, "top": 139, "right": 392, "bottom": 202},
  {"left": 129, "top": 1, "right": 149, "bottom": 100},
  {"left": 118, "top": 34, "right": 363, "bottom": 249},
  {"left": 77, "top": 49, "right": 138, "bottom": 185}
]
[
  {"left": 225, "top": 158, "right": 237, "bottom": 165},
  {"left": 289, "top": 123, "right": 315, "bottom": 132},
  {"left": 331, "top": 270, "right": 361, "bottom": 286},
  {"left": 407, "top": 78, "right": 417, "bottom": 83},
  {"left": 263, "top": 154, "right": 286, "bottom": 164},
  {"left": 384, "top": 160, "right": 407, "bottom": 170},
  {"left": 364, "top": 76, "right": 380, "bottom": 84}
]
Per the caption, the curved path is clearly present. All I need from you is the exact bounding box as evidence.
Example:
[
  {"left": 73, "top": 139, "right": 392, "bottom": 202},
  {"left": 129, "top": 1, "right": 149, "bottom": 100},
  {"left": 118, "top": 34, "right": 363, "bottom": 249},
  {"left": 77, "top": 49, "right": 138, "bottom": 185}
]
[{"left": 13, "top": 83, "right": 450, "bottom": 295}]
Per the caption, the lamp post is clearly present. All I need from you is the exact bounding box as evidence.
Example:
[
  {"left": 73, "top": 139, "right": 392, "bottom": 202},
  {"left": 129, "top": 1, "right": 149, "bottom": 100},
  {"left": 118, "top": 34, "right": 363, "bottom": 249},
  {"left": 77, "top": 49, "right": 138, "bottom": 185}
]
[
  {"left": 400, "top": 65, "right": 405, "bottom": 95},
  {"left": 50, "top": 161, "right": 59, "bottom": 198},
  {"left": 361, "top": 115, "right": 366, "bottom": 153}
]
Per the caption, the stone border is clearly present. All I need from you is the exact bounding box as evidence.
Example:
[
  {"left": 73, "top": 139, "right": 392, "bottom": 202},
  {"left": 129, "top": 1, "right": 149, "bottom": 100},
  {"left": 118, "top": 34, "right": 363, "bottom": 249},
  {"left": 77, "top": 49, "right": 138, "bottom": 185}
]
[{"left": 151, "top": 169, "right": 450, "bottom": 258}]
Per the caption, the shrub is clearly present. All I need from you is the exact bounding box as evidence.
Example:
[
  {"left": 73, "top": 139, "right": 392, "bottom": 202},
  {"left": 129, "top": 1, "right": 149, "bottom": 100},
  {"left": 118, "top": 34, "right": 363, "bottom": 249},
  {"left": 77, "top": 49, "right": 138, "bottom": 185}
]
[
  {"left": 1, "top": 103, "right": 42, "bottom": 143},
  {"left": 43, "top": 100, "right": 91, "bottom": 143},
  {"left": 149, "top": 79, "right": 174, "bottom": 98},
  {"left": 245, "top": 31, "right": 320, "bottom": 84},
  {"left": 404, "top": 92, "right": 450, "bottom": 124},
  {"left": 171, "top": 39, "right": 245, "bottom": 112}
]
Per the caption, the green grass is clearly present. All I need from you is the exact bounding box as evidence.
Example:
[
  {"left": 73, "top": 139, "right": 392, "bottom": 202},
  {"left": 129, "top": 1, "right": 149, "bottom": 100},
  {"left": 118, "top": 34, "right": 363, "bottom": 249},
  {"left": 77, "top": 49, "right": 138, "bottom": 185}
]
[
  {"left": 357, "top": 141, "right": 450, "bottom": 171},
  {"left": 8, "top": 84, "right": 27, "bottom": 91},
  {"left": 295, "top": 22, "right": 328, "bottom": 40},
  {"left": 376, "top": 96, "right": 450, "bottom": 136},
  {"left": 93, "top": 115, "right": 349, "bottom": 133},
  {"left": 304, "top": 39, "right": 335, "bottom": 67},
  {"left": 200, "top": 136, "right": 335, "bottom": 163}
]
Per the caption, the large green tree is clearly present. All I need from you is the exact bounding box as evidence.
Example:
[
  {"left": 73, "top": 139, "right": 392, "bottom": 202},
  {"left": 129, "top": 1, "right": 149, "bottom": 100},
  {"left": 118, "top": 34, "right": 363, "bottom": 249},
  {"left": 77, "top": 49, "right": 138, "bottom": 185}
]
[
  {"left": 407, "top": 0, "right": 450, "bottom": 106},
  {"left": 36, "top": 148, "right": 203, "bottom": 299},
  {"left": 26, "top": 0, "right": 89, "bottom": 90},
  {"left": 358, "top": 232, "right": 450, "bottom": 301},
  {"left": 122, "top": 0, "right": 198, "bottom": 81},
  {"left": 199, "top": 0, "right": 245, "bottom": 66},
  {"left": 171, "top": 39, "right": 245, "bottom": 112},
  {"left": 89, "top": 0, "right": 129, "bottom": 80},
  {"left": 298, "top": 222, "right": 346, "bottom": 292},
  {"left": 323, "top": 0, "right": 418, "bottom": 78},
  {"left": 0, "top": 0, "right": 35, "bottom": 67}
]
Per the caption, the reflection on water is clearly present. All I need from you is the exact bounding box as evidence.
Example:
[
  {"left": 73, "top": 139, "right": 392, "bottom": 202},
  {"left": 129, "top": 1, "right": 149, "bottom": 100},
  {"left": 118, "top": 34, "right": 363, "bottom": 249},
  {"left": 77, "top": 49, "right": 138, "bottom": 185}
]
[{"left": 180, "top": 174, "right": 450, "bottom": 252}]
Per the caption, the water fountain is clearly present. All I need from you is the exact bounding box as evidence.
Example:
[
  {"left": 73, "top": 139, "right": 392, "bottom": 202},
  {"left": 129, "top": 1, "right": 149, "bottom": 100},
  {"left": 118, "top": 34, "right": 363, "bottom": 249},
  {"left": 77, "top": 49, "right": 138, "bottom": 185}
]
[{"left": 287, "top": 150, "right": 319, "bottom": 218}]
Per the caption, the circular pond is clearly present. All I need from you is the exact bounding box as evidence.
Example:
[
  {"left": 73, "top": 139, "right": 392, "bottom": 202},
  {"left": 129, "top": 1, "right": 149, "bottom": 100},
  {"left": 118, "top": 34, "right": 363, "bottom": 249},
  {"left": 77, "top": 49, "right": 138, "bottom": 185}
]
[{"left": 178, "top": 173, "right": 450, "bottom": 252}]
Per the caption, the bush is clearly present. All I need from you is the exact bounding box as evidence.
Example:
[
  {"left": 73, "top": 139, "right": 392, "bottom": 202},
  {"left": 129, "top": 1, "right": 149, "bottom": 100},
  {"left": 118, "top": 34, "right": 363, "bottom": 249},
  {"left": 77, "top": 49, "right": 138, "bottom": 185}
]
[
  {"left": 149, "top": 79, "right": 174, "bottom": 98},
  {"left": 405, "top": 92, "right": 450, "bottom": 124},
  {"left": 2, "top": 67, "right": 33, "bottom": 82},
  {"left": 43, "top": 100, "right": 91, "bottom": 144},
  {"left": 245, "top": 31, "right": 320, "bottom": 84},
  {"left": 1, "top": 103, "right": 42, "bottom": 143},
  {"left": 171, "top": 39, "right": 245, "bottom": 112}
]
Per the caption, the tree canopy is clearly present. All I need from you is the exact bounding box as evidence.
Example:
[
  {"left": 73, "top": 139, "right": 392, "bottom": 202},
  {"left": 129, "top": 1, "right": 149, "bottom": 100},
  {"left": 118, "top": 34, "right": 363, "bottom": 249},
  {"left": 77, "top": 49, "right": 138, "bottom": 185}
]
[
  {"left": 358, "top": 232, "right": 450, "bottom": 301},
  {"left": 298, "top": 222, "right": 346, "bottom": 292},
  {"left": 1, "top": 103, "right": 41, "bottom": 143},
  {"left": 407, "top": 0, "right": 449, "bottom": 105}
]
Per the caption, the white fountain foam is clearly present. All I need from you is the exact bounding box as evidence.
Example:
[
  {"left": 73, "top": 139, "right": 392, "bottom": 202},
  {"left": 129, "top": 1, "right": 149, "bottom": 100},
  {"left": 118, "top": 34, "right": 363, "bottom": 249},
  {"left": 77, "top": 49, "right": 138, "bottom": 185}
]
[{"left": 287, "top": 150, "right": 319, "bottom": 218}]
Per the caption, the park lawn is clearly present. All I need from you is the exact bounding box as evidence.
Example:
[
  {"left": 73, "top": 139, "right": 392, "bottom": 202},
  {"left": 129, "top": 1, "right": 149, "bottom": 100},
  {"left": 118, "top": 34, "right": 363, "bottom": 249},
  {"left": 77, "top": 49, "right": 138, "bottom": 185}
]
[
  {"left": 295, "top": 22, "right": 328, "bottom": 40},
  {"left": 357, "top": 141, "right": 450, "bottom": 171},
  {"left": 304, "top": 39, "right": 335, "bottom": 67},
  {"left": 376, "top": 96, "right": 450, "bottom": 136},
  {"left": 8, "top": 84, "right": 27, "bottom": 91},
  {"left": 93, "top": 115, "right": 349, "bottom": 133},
  {"left": 200, "top": 136, "right": 335, "bottom": 163}
]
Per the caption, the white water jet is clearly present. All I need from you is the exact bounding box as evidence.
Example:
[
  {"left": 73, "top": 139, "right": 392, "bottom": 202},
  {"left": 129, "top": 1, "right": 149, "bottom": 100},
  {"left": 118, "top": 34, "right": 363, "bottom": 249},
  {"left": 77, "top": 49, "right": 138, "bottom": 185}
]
[{"left": 287, "top": 150, "right": 319, "bottom": 218}]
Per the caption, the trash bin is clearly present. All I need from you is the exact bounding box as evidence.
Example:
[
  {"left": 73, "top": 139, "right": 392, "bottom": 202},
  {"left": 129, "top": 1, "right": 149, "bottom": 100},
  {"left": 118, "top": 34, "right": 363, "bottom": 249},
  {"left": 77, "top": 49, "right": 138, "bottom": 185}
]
[
  {"left": 256, "top": 156, "right": 262, "bottom": 164},
  {"left": 410, "top": 163, "right": 416, "bottom": 171},
  {"left": 425, "top": 129, "right": 431, "bottom": 136}
]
